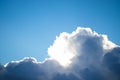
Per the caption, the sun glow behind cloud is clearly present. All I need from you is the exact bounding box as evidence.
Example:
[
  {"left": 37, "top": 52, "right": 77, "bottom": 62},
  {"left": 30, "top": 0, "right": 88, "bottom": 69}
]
[{"left": 48, "top": 32, "right": 75, "bottom": 67}]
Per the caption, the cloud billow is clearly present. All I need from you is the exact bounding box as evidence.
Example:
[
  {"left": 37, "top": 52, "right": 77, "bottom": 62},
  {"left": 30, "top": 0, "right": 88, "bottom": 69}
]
[{"left": 0, "top": 27, "right": 120, "bottom": 80}]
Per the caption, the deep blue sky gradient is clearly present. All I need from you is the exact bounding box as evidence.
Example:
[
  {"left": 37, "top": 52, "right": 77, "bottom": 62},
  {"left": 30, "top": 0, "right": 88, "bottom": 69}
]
[{"left": 0, "top": 0, "right": 120, "bottom": 64}]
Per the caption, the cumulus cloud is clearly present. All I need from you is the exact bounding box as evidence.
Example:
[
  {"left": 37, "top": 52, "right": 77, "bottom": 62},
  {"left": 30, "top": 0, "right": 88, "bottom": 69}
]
[
  {"left": 0, "top": 27, "right": 120, "bottom": 80},
  {"left": 48, "top": 27, "right": 116, "bottom": 67}
]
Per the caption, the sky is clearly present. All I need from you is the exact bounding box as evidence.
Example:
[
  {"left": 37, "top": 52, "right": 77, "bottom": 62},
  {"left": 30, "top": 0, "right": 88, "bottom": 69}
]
[{"left": 0, "top": 0, "right": 120, "bottom": 65}]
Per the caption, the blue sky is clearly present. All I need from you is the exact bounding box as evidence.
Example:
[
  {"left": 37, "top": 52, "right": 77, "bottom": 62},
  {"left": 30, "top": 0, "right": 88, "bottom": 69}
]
[{"left": 0, "top": 0, "right": 120, "bottom": 64}]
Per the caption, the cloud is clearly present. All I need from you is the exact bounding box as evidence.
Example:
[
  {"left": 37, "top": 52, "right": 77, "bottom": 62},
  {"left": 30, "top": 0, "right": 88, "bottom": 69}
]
[
  {"left": 103, "top": 47, "right": 120, "bottom": 80},
  {"left": 2, "top": 57, "right": 62, "bottom": 80},
  {"left": 0, "top": 27, "right": 120, "bottom": 80},
  {"left": 48, "top": 27, "right": 116, "bottom": 67}
]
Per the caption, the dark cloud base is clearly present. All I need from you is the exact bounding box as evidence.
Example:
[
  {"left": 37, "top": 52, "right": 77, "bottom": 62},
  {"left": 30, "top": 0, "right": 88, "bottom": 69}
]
[{"left": 0, "top": 48, "right": 120, "bottom": 80}]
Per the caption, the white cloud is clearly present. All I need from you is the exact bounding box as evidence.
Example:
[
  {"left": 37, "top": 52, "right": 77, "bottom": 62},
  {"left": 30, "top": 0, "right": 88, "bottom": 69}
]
[
  {"left": 0, "top": 27, "right": 120, "bottom": 80},
  {"left": 48, "top": 27, "right": 116, "bottom": 67}
]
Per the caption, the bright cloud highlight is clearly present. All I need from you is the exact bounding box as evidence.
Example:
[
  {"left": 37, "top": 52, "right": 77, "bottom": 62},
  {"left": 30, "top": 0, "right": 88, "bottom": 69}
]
[{"left": 48, "top": 27, "right": 116, "bottom": 67}]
